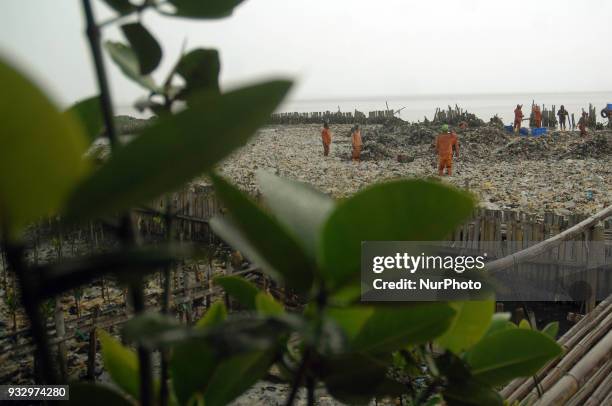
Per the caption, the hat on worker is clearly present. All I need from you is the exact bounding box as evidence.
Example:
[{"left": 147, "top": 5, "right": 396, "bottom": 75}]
[{"left": 441, "top": 124, "right": 449, "bottom": 132}]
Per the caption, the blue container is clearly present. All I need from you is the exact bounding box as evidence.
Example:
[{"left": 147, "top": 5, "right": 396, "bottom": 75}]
[
  {"left": 531, "top": 127, "right": 548, "bottom": 136},
  {"left": 504, "top": 125, "right": 514, "bottom": 133},
  {"left": 607, "top": 103, "right": 612, "bottom": 111},
  {"left": 519, "top": 127, "right": 529, "bottom": 136}
]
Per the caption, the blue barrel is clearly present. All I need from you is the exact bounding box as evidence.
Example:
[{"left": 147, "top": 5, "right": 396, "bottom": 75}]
[
  {"left": 504, "top": 125, "right": 514, "bottom": 132},
  {"left": 519, "top": 127, "right": 529, "bottom": 136},
  {"left": 531, "top": 128, "right": 547, "bottom": 136},
  {"left": 607, "top": 103, "right": 612, "bottom": 111}
]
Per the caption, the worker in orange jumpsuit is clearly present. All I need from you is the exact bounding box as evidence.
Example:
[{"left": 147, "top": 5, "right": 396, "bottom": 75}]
[
  {"left": 578, "top": 111, "right": 588, "bottom": 137},
  {"left": 514, "top": 104, "right": 524, "bottom": 133},
  {"left": 436, "top": 124, "right": 459, "bottom": 176},
  {"left": 533, "top": 105, "right": 542, "bottom": 128},
  {"left": 351, "top": 125, "right": 362, "bottom": 162},
  {"left": 321, "top": 122, "right": 332, "bottom": 156}
]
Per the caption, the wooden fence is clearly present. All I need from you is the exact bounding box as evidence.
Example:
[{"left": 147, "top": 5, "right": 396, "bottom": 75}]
[
  {"left": 449, "top": 208, "right": 612, "bottom": 306},
  {"left": 269, "top": 109, "right": 395, "bottom": 125},
  {"left": 1, "top": 185, "right": 611, "bottom": 383}
]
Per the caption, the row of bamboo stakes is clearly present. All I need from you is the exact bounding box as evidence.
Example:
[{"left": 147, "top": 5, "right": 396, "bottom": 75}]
[
  {"left": 269, "top": 109, "right": 393, "bottom": 125},
  {"left": 0, "top": 264, "right": 266, "bottom": 382}
]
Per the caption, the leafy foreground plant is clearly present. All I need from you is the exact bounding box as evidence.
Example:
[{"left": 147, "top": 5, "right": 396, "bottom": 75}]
[
  {"left": 83, "top": 174, "right": 562, "bottom": 406},
  {"left": 0, "top": 0, "right": 561, "bottom": 405}
]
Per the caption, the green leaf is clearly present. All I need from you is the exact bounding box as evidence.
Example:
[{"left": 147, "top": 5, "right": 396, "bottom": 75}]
[
  {"left": 67, "top": 383, "right": 133, "bottom": 406},
  {"left": 176, "top": 49, "right": 220, "bottom": 97},
  {"left": 196, "top": 301, "right": 227, "bottom": 329},
  {"left": 64, "top": 96, "right": 103, "bottom": 143},
  {"left": 98, "top": 330, "right": 140, "bottom": 400},
  {"left": 482, "top": 312, "right": 515, "bottom": 338},
  {"left": 328, "top": 303, "right": 455, "bottom": 354},
  {"left": 255, "top": 292, "right": 284, "bottom": 316},
  {"left": 121, "top": 23, "right": 162, "bottom": 75},
  {"left": 326, "top": 307, "right": 373, "bottom": 339},
  {"left": 102, "top": 0, "right": 136, "bottom": 14},
  {"left": 257, "top": 170, "right": 334, "bottom": 259},
  {"left": 443, "top": 378, "right": 503, "bottom": 406},
  {"left": 164, "top": 0, "right": 245, "bottom": 19},
  {"left": 124, "top": 313, "right": 291, "bottom": 351},
  {"left": 518, "top": 319, "right": 531, "bottom": 329},
  {"left": 122, "top": 312, "right": 181, "bottom": 345},
  {"left": 320, "top": 179, "right": 474, "bottom": 288},
  {"left": 424, "top": 395, "right": 445, "bottom": 406},
  {"left": 437, "top": 352, "right": 502, "bottom": 405},
  {"left": 104, "top": 41, "right": 159, "bottom": 92},
  {"left": 0, "top": 59, "right": 89, "bottom": 239},
  {"left": 171, "top": 341, "right": 216, "bottom": 405},
  {"left": 541, "top": 322, "right": 559, "bottom": 340},
  {"left": 436, "top": 300, "right": 494, "bottom": 354},
  {"left": 465, "top": 329, "right": 562, "bottom": 386},
  {"left": 64, "top": 80, "right": 292, "bottom": 221},
  {"left": 215, "top": 275, "right": 259, "bottom": 309},
  {"left": 171, "top": 335, "right": 276, "bottom": 405},
  {"left": 319, "top": 353, "right": 401, "bottom": 405},
  {"left": 210, "top": 174, "right": 314, "bottom": 293},
  {"left": 328, "top": 283, "right": 361, "bottom": 306},
  {"left": 203, "top": 350, "right": 275, "bottom": 406}
]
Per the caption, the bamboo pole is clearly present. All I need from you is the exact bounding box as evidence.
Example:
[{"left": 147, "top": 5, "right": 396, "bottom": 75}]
[
  {"left": 583, "top": 368, "right": 612, "bottom": 406},
  {"left": 503, "top": 297, "right": 612, "bottom": 402},
  {"left": 534, "top": 330, "right": 612, "bottom": 405},
  {"left": 565, "top": 357, "right": 612, "bottom": 406},
  {"left": 518, "top": 310, "right": 612, "bottom": 404},
  {"left": 54, "top": 301, "right": 67, "bottom": 381},
  {"left": 87, "top": 306, "right": 100, "bottom": 381}
]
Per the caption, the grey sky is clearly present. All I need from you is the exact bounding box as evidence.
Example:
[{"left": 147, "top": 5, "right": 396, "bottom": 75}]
[{"left": 1, "top": 0, "right": 611, "bottom": 107}]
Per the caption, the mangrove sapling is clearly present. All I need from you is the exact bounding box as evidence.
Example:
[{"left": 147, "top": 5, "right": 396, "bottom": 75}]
[{"left": 81, "top": 0, "right": 154, "bottom": 403}]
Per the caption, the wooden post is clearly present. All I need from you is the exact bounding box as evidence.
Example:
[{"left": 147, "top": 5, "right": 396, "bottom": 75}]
[
  {"left": 183, "top": 267, "right": 193, "bottom": 324},
  {"left": 585, "top": 224, "right": 604, "bottom": 312},
  {"left": 87, "top": 306, "right": 100, "bottom": 381},
  {"left": 54, "top": 300, "right": 67, "bottom": 381}
]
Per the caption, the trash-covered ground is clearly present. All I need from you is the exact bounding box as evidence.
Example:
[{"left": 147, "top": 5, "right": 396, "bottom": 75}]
[{"left": 214, "top": 123, "right": 612, "bottom": 216}]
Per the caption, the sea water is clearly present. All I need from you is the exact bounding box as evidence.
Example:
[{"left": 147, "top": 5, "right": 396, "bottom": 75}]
[
  {"left": 116, "top": 91, "right": 611, "bottom": 125},
  {"left": 277, "top": 91, "right": 611, "bottom": 125}
]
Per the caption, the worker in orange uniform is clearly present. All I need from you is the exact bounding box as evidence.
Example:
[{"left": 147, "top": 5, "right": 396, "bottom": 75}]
[
  {"left": 321, "top": 122, "right": 332, "bottom": 156},
  {"left": 351, "top": 124, "right": 362, "bottom": 162},
  {"left": 435, "top": 124, "right": 459, "bottom": 176},
  {"left": 533, "top": 105, "right": 543, "bottom": 128},
  {"left": 514, "top": 104, "right": 524, "bottom": 133}
]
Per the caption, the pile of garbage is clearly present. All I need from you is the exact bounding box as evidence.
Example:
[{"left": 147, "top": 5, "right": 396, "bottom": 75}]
[
  {"left": 561, "top": 132, "right": 612, "bottom": 159},
  {"left": 215, "top": 123, "right": 611, "bottom": 216},
  {"left": 495, "top": 136, "right": 554, "bottom": 160},
  {"left": 494, "top": 130, "right": 612, "bottom": 160},
  {"left": 359, "top": 122, "right": 512, "bottom": 163}
]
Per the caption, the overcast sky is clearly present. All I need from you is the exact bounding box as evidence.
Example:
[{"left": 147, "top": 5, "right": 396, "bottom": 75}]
[{"left": 1, "top": 0, "right": 611, "bottom": 107}]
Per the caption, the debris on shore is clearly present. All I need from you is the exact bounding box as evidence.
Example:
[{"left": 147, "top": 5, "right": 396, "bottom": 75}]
[{"left": 215, "top": 123, "right": 611, "bottom": 216}]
